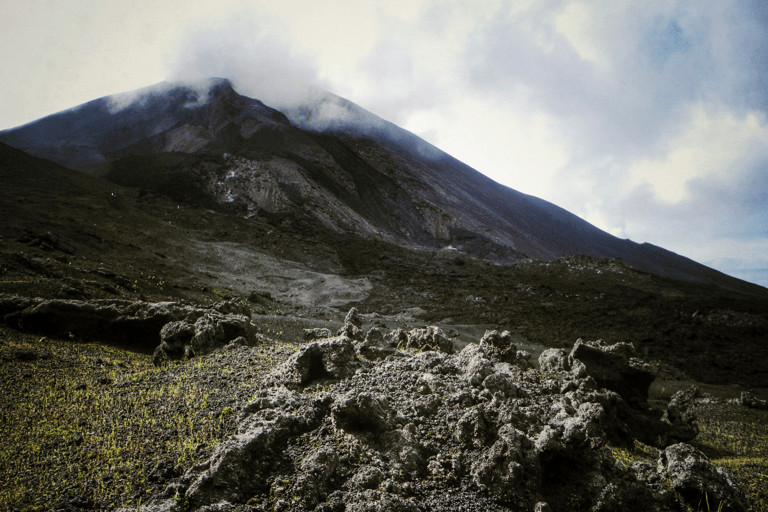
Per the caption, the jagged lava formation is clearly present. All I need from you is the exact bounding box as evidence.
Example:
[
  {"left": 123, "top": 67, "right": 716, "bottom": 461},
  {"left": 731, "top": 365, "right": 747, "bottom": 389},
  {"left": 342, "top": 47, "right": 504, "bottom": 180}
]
[{"left": 113, "top": 309, "right": 749, "bottom": 512}]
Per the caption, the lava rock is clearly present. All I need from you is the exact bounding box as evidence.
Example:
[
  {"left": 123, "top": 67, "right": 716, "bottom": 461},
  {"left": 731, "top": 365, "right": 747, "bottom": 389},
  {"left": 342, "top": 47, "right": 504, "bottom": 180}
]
[
  {"left": 659, "top": 443, "right": 747, "bottom": 512},
  {"left": 304, "top": 327, "right": 333, "bottom": 341},
  {"left": 404, "top": 326, "right": 454, "bottom": 354},
  {"left": 355, "top": 327, "right": 401, "bottom": 360},
  {"left": 332, "top": 391, "right": 395, "bottom": 432},
  {"left": 569, "top": 339, "right": 655, "bottom": 407},
  {"left": 267, "top": 336, "right": 359, "bottom": 388},
  {"left": 740, "top": 391, "right": 768, "bottom": 410}
]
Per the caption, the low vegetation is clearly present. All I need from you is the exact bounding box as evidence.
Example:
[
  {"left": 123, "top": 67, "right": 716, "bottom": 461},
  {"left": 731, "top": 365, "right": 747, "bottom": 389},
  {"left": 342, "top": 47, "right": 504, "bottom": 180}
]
[
  {"left": 0, "top": 326, "right": 292, "bottom": 511},
  {"left": 692, "top": 403, "right": 768, "bottom": 510},
  {"left": 607, "top": 405, "right": 768, "bottom": 511}
]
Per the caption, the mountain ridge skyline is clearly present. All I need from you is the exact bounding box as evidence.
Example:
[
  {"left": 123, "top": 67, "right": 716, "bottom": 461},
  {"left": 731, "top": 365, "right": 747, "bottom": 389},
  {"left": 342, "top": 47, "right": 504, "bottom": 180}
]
[{"left": 0, "top": 77, "right": 764, "bottom": 295}]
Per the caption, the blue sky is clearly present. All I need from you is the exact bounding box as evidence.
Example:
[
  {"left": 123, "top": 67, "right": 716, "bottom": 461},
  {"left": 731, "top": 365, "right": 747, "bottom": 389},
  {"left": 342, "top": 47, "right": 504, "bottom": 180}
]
[{"left": 2, "top": 0, "right": 767, "bottom": 287}]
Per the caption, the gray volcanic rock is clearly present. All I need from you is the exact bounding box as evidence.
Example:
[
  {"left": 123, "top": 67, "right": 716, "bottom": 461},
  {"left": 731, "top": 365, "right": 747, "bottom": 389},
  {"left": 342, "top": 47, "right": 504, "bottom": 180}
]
[
  {"left": 1, "top": 295, "right": 256, "bottom": 357},
  {"left": 303, "top": 327, "right": 333, "bottom": 341},
  {"left": 403, "top": 325, "right": 454, "bottom": 354},
  {"left": 479, "top": 329, "right": 534, "bottom": 369},
  {"left": 538, "top": 340, "right": 698, "bottom": 448},
  {"left": 336, "top": 307, "right": 364, "bottom": 341},
  {"left": 659, "top": 443, "right": 748, "bottom": 512},
  {"left": 569, "top": 339, "right": 655, "bottom": 407},
  {"left": 740, "top": 391, "right": 768, "bottom": 410},
  {"left": 265, "top": 335, "right": 360, "bottom": 388},
  {"left": 355, "top": 327, "right": 401, "bottom": 360},
  {"left": 331, "top": 391, "right": 395, "bottom": 432},
  {"left": 156, "top": 310, "right": 254, "bottom": 362},
  {"left": 123, "top": 326, "right": 745, "bottom": 512}
]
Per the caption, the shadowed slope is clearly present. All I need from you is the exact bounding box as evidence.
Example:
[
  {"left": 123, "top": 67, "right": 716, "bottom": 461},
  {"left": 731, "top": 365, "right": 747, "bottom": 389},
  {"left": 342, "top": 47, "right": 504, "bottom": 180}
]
[{"left": 1, "top": 80, "right": 765, "bottom": 295}]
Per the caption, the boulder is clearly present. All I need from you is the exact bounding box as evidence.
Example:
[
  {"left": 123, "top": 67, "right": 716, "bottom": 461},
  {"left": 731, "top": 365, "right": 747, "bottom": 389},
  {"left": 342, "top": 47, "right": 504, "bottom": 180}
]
[
  {"left": 659, "top": 443, "right": 747, "bottom": 512},
  {"left": 569, "top": 339, "right": 655, "bottom": 407},
  {"left": 337, "top": 307, "right": 364, "bottom": 340},
  {"left": 344, "top": 307, "right": 363, "bottom": 329},
  {"left": 304, "top": 327, "right": 333, "bottom": 341},
  {"left": 456, "top": 343, "right": 495, "bottom": 385},
  {"left": 404, "top": 326, "right": 454, "bottom": 354},
  {"left": 355, "top": 327, "right": 401, "bottom": 360},
  {"left": 157, "top": 312, "right": 254, "bottom": 361},
  {"left": 478, "top": 329, "right": 517, "bottom": 364},
  {"left": 740, "top": 391, "right": 768, "bottom": 411},
  {"left": 267, "top": 336, "right": 359, "bottom": 388},
  {"left": 538, "top": 348, "right": 570, "bottom": 374},
  {"left": 664, "top": 386, "right": 701, "bottom": 441}
]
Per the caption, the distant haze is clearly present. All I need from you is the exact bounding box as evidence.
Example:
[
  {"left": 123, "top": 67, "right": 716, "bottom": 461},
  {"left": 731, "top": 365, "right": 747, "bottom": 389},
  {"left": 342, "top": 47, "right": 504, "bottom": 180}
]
[{"left": 1, "top": 0, "right": 767, "bottom": 287}]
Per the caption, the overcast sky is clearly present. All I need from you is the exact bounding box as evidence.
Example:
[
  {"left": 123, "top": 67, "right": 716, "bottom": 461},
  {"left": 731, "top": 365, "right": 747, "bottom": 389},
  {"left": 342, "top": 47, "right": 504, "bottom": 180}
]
[{"left": 2, "top": 0, "right": 767, "bottom": 287}]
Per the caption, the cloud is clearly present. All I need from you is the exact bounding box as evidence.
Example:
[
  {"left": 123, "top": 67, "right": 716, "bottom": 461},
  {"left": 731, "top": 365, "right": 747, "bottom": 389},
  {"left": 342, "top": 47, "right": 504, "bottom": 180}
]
[
  {"left": 104, "top": 78, "right": 228, "bottom": 113},
  {"left": 164, "top": 8, "right": 327, "bottom": 112},
  {"left": 104, "top": 0, "right": 768, "bottom": 290},
  {"left": 626, "top": 103, "right": 768, "bottom": 203}
]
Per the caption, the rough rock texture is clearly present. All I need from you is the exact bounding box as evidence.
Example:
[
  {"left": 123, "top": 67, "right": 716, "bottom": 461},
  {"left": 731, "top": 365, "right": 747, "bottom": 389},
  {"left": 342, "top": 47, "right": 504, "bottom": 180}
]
[
  {"left": 265, "top": 336, "right": 360, "bottom": 389},
  {"left": 538, "top": 340, "right": 698, "bottom": 448},
  {"left": 124, "top": 329, "right": 745, "bottom": 512},
  {"left": 569, "top": 339, "right": 655, "bottom": 407},
  {"left": 740, "top": 391, "right": 768, "bottom": 411},
  {"left": 336, "top": 307, "right": 364, "bottom": 341},
  {"left": 0, "top": 295, "right": 257, "bottom": 359},
  {"left": 403, "top": 326, "right": 455, "bottom": 354},
  {"left": 156, "top": 311, "right": 254, "bottom": 362},
  {"left": 354, "top": 327, "right": 400, "bottom": 361},
  {"left": 659, "top": 443, "right": 748, "bottom": 512},
  {"left": 478, "top": 330, "right": 532, "bottom": 369},
  {"left": 303, "top": 328, "right": 333, "bottom": 342}
]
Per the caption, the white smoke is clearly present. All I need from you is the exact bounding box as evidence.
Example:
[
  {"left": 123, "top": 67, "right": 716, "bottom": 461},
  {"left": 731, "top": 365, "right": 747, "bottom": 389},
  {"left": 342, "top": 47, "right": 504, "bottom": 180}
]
[
  {"left": 165, "top": 15, "right": 325, "bottom": 114},
  {"left": 104, "top": 78, "right": 226, "bottom": 113}
]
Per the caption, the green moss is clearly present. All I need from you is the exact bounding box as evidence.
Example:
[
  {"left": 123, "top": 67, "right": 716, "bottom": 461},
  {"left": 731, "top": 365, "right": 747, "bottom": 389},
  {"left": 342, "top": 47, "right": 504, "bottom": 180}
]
[
  {"left": 689, "top": 403, "right": 768, "bottom": 511},
  {"left": 0, "top": 326, "right": 283, "bottom": 511},
  {"left": 609, "top": 440, "right": 661, "bottom": 468}
]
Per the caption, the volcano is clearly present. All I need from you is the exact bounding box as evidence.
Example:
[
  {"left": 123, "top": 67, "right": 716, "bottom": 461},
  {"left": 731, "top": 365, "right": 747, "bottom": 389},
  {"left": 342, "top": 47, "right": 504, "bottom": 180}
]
[{"left": 0, "top": 78, "right": 756, "bottom": 290}]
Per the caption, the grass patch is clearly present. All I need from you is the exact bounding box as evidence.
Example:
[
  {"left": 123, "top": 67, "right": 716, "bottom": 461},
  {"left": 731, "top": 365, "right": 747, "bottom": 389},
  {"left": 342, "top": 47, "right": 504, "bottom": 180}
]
[
  {"left": 0, "top": 326, "right": 289, "bottom": 511},
  {"left": 691, "top": 402, "right": 768, "bottom": 511},
  {"left": 609, "top": 439, "right": 662, "bottom": 468}
]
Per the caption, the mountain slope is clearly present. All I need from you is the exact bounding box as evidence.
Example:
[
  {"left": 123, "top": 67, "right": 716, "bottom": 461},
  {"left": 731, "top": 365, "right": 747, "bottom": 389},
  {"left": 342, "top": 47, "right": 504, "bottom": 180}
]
[{"left": 0, "top": 79, "right": 763, "bottom": 295}]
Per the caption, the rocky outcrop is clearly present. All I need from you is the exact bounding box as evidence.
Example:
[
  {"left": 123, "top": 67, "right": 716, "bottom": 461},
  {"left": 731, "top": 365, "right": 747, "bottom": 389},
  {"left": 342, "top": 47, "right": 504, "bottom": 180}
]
[
  {"left": 154, "top": 308, "right": 254, "bottom": 363},
  {"left": 264, "top": 336, "right": 360, "bottom": 389},
  {"left": 659, "top": 443, "right": 748, "bottom": 512},
  {"left": 569, "top": 339, "right": 655, "bottom": 406},
  {"left": 126, "top": 329, "right": 744, "bottom": 512},
  {"left": 354, "top": 327, "right": 400, "bottom": 360},
  {"left": 479, "top": 329, "right": 533, "bottom": 369},
  {"left": 402, "top": 326, "right": 455, "bottom": 354},
  {"left": 336, "top": 307, "right": 364, "bottom": 340},
  {"left": 0, "top": 295, "right": 257, "bottom": 360},
  {"left": 303, "top": 327, "right": 333, "bottom": 342},
  {"left": 740, "top": 391, "right": 768, "bottom": 411},
  {"left": 538, "top": 339, "right": 697, "bottom": 448}
]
